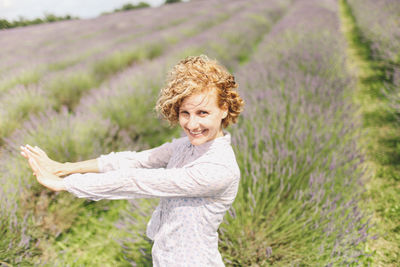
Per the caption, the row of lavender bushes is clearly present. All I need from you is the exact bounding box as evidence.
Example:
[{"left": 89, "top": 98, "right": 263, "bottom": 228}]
[
  {"left": 0, "top": 0, "right": 246, "bottom": 145},
  {"left": 0, "top": 0, "right": 289, "bottom": 264},
  {"left": 340, "top": 0, "right": 400, "bottom": 264},
  {"left": 345, "top": 0, "right": 399, "bottom": 67},
  {"left": 217, "top": 0, "right": 372, "bottom": 265},
  {"left": 345, "top": 0, "right": 400, "bottom": 177}
]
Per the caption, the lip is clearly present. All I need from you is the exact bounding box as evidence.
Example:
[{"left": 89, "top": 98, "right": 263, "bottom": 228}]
[{"left": 188, "top": 129, "right": 207, "bottom": 137}]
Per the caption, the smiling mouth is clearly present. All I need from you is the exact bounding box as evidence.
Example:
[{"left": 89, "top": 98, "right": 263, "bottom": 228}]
[{"left": 189, "top": 129, "right": 207, "bottom": 137}]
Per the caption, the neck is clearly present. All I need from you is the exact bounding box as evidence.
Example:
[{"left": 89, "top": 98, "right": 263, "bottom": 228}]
[{"left": 216, "top": 128, "right": 224, "bottom": 138}]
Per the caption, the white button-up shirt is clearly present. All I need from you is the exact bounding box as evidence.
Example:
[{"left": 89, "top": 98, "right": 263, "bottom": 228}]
[{"left": 63, "top": 132, "right": 240, "bottom": 266}]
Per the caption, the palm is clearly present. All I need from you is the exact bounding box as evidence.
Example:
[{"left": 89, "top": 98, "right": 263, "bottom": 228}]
[
  {"left": 27, "top": 156, "right": 65, "bottom": 192},
  {"left": 20, "top": 145, "right": 66, "bottom": 176},
  {"left": 20, "top": 144, "right": 66, "bottom": 191}
]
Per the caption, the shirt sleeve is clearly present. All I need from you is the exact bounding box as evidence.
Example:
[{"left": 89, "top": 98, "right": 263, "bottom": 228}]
[
  {"left": 63, "top": 162, "right": 236, "bottom": 201},
  {"left": 97, "top": 140, "right": 174, "bottom": 172}
]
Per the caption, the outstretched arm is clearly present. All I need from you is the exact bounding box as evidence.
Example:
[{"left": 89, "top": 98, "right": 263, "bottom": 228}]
[
  {"left": 20, "top": 144, "right": 99, "bottom": 176},
  {"left": 21, "top": 137, "right": 176, "bottom": 176},
  {"left": 97, "top": 140, "right": 174, "bottom": 172},
  {"left": 63, "top": 162, "right": 237, "bottom": 201}
]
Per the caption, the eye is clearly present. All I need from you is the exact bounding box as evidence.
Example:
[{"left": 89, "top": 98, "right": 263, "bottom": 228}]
[
  {"left": 179, "top": 111, "right": 189, "bottom": 117},
  {"left": 199, "top": 111, "right": 209, "bottom": 115}
]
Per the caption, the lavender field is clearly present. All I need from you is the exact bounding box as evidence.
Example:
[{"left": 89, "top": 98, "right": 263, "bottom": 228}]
[{"left": 0, "top": 0, "right": 398, "bottom": 265}]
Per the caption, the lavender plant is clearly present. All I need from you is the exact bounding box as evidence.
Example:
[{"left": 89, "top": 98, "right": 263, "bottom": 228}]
[
  {"left": 343, "top": 0, "right": 400, "bottom": 173},
  {"left": 0, "top": 84, "right": 55, "bottom": 140},
  {"left": 0, "top": 108, "right": 138, "bottom": 265},
  {"left": 217, "top": 0, "right": 373, "bottom": 265},
  {"left": 346, "top": 0, "right": 400, "bottom": 65},
  {"left": 0, "top": 185, "right": 38, "bottom": 266},
  {"left": 339, "top": 0, "right": 400, "bottom": 264}
]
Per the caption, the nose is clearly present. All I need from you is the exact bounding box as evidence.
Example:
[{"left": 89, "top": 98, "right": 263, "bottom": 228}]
[{"left": 186, "top": 115, "right": 200, "bottom": 130}]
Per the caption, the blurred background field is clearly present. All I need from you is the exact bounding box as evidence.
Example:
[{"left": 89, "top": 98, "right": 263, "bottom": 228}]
[{"left": 0, "top": 0, "right": 399, "bottom": 265}]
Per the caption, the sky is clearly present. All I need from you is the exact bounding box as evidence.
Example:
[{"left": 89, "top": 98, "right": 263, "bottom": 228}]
[{"left": 0, "top": 0, "right": 179, "bottom": 21}]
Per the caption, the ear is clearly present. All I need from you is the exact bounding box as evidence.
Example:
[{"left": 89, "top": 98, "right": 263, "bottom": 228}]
[{"left": 222, "top": 110, "right": 228, "bottom": 119}]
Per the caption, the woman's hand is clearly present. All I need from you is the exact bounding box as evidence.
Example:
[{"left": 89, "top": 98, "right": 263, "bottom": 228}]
[
  {"left": 20, "top": 144, "right": 70, "bottom": 177},
  {"left": 27, "top": 157, "right": 66, "bottom": 192}
]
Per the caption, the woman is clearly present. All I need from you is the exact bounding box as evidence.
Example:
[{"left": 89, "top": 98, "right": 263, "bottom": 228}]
[{"left": 21, "top": 55, "right": 244, "bottom": 266}]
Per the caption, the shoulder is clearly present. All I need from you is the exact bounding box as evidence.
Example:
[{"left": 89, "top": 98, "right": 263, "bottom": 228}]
[
  {"left": 218, "top": 148, "right": 241, "bottom": 179},
  {"left": 198, "top": 144, "right": 240, "bottom": 180},
  {"left": 170, "top": 135, "right": 189, "bottom": 146},
  {"left": 169, "top": 135, "right": 190, "bottom": 152}
]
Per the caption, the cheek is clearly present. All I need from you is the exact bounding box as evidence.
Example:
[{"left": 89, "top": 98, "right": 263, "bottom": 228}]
[
  {"left": 207, "top": 116, "right": 222, "bottom": 127},
  {"left": 178, "top": 114, "right": 191, "bottom": 127},
  {"left": 178, "top": 116, "right": 185, "bottom": 126}
]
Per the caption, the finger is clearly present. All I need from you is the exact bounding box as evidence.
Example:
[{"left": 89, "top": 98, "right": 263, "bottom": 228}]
[
  {"left": 21, "top": 147, "right": 35, "bottom": 160},
  {"left": 25, "top": 144, "right": 41, "bottom": 156},
  {"left": 20, "top": 146, "right": 29, "bottom": 157},
  {"left": 31, "top": 158, "right": 46, "bottom": 178},
  {"left": 25, "top": 146, "right": 48, "bottom": 162},
  {"left": 23, "top": 148, "right": 39, "bottom": 160},
  {"left": 28, "top": 158, "right": 40, "bottom": 174},
  {"left": 33, "top": 158, "right": 48, "bottom": 175},
  {"left": 27, "top": 154, "right": 47, "bottom": 171},
  {"left": 21, "top": 152, "right": 32, "bottom": 160},
  {"left": 35, "top": 146, "right": 47, "bottom": 156},
  {"left": 20, "top": 151, "right": 28, "bottom": 158},
  {"left": 26, "top": 144, "right": 41, "bottom": 156},
  {"left": 24, "top": 146, "right": 43, "bottom": 159}
]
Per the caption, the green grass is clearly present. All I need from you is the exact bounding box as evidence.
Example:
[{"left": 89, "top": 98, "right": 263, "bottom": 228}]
[
  {"left": 47, "top": 58, "right": 84, "bottom": 71},
  {"left": 45, "top": 72, "right": 97, "bottom": 110},
  {"left": 0, "top": 69, "right": 43, "bottom": 94},
  {"left": 92, "top": 44, "right": 163, "bottom": 81},
  {"left": 339, "top": 0, "right": 400, "bottom": 265},
  {"left": 41, "top": 199, "right": 132, "bottom": 266}
]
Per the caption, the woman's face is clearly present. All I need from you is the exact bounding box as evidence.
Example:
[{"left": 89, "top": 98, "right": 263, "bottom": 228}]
[{"left": 179, "top": 89, "right": 227, "bottom": 146}]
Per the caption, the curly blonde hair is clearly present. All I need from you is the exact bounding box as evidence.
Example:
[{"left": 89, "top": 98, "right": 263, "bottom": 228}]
[{"left": 155, "top": 55, "right": 244, "bottom": 128}]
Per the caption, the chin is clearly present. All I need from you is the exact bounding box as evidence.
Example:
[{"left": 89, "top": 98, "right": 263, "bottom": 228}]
[{"left": 185, "top": 129, "right": 211, "bottom": 146}]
